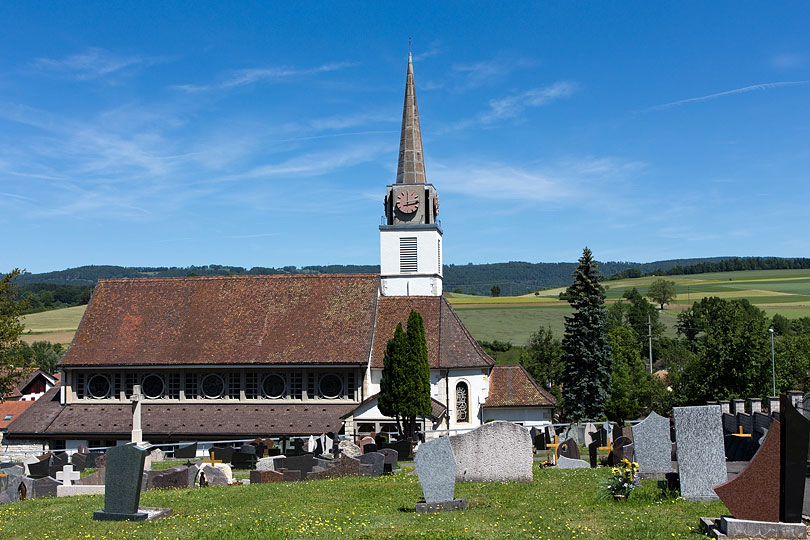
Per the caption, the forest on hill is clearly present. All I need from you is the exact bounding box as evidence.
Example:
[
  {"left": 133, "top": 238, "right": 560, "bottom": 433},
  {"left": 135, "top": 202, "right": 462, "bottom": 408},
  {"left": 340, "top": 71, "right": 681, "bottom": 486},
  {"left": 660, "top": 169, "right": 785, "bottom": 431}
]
[{"left": 8, "top": 256, "right": 786, "bottom": 299}]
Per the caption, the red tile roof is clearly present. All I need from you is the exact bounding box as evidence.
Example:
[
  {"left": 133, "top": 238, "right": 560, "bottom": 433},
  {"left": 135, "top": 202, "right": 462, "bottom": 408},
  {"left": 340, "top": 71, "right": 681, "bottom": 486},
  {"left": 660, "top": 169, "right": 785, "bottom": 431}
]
[
  {"left": 483, "top": 365, "right": 557, "bottom": 408},
  {"left": 2, "top": 384, "right": 62, "bottom": 436},
  {"left": 370, "top": 296, "right": 493, "bottom": 369},
  {"left": 60, "top": 275, "right": 379, "bottom": 367},
  {"left": 34, "top": 402, "right": 353, "bottom": 438},
  {"left": 0, "top": 400, "right": 35, "bottom": 429}
]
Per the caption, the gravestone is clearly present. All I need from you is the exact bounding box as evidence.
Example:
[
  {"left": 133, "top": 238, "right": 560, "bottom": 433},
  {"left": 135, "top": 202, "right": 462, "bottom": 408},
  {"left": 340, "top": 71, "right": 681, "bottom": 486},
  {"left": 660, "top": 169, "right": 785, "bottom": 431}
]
[
  {"left": 250, "top": 469, "right": 283, "bottom": 484},
  {"left": 780, "top": 394, "right": 810, "bottom": 523},
  {"left": 284, "top": 454, "right": 316, "bottom": 477},
  {"left": 48, "top": 453, "right": 69, "bottom": 478},
  {"left": 632, "top": 411, "right": 672, "bottom": 475},
  {"left": 93, "top": 443, "right": 150, "bottom": 521},
  {"left": 0, "top": 476, "right": 25, "bottom": 504},
  {"left": 306, "top": 454, "right": 364, "bottom": 480},
  {"left": 32, "top": 476, "right": 61, "bottom": 498},
  {"left": 28, "top": 455, "right": 51, "bottom": 479},
  {"left": 71, "top": 453, "right": 88, "bottom": 472},
  {"left": 379, "top": 439, "right": 411, "bottom": 461},
  {"left": 198, "top": 464, "right": 229, "bottom": 487},
  {"left": 363, "top": 443, "right": 378, "bottom": 454},
  {"left": 152, "top": 466, "right": 193, "bottom": 490},
  {"left": 174, "top": 442, "right": 197, "bottom": 460},
  {"left": 587, "top": 440, "right": 600, "bottom": 468},
  {"left": 209, "top": 446, "right": 234, "bottom": 464},
  {"left": 583, "top": 423, "right": 598, "bottom": 446},
  {"left": 338, "top": 440, "right": 362, "bottom": 457},
  {"left": 289, "top": 438, "right": 305, "bottom": 456},
  {"left": 379, "top": 448, "right": 399, "bottom": 473},
  {"left": 77, "top": 467, "right": 106, "bottom": 486},
  {"left": 256, "top": 455, "right": 286, "bottom": 471},
  {"left": 737, "top": 413, "right": 753, "bottom": 434},
  {"left": 555, "top": 456, "right": 589, "bottom": 469},
  {"left": 414, "top": 436, "right": 466, "bottom": 512},
  {"left": 449, "top": 421, "right": 533, "bottom": 482},
  {"left": 86, "top": 452, "right": 104, "bottom": 469},
  {"left": 722, "top": 413, "right": 738, "bottom": 435},
  {"left": 149, "top": 448, "right": 166, "bottom": 462},
  {"left": 608, "top": 436, "right": 634, "bottom": 466},
  {"left": 357, "top": 452, "right": 385, "bottom": 477},
  {"left": 594, "top": 426, "right": 609, "bottom": 447},
  {"left": 673, "top": 405, "right": 727, "bottom": 501},
  {"left": 612, "top": 424, "right": 633, "bottom": 443},
  {"left": 556, "top": 438, "right": 580, "bottom": 460}
]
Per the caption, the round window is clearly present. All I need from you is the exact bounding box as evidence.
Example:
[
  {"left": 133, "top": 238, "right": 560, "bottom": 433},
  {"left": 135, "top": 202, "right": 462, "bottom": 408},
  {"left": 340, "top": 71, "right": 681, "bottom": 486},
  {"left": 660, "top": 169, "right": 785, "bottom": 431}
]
[
  {"left": 318, "top": 374, "right": 343, "bottom": 399},
  {"left": 200, "top": 374, "right": 225, "bottom": 399},
  {"left": 262, "top": 374, "right": 286, "bottom": 399},
  {"left": 87, "top": 374, "right": 111, "bottom": 399},
  {"left": 141, "top": 374, "right": 164, "bottom": 399}
]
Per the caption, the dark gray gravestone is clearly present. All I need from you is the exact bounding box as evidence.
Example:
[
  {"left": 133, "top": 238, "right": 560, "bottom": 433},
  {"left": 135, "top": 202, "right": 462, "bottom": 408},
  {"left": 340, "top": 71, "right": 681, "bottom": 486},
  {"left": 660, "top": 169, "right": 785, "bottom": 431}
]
[
  {"left": 556, "top": 438, "right": 580, "bottom": 460},
  {"left": 284, "top": 454, "right": 316, "bottom": 476},
  {"left": 608, "top": 436, "right": 634, "bottom": 466},
  {"left": 71, "top": 452, "right": 88, "bottom": 472},
  {"left": 27, "top": 456, "right": 51, "bottom": 479},
  {"left": 722, "top": 413, "right": 738, "bottom": 435},
  {"left": 358, "top": 452, "right": 385, "bottom": 476},
  {"left": 174, "top": 442, "right": 197, "bottom": 460},
  {"left": 85, "top": 452, "right": 104, "bottom": 469},
  {"left": 152, "top": 467, "right": 192, "bottom": 490},
  {"left": 379, "top": 448, "right": 399, "bottom": 473},
  {"left": 781, "top": 395, "right": 810, "bottom": 523},
  {"left": 32, "top": 476, "right": 61, "bottom": 499},
  {"left": 414, "top": 437, "right": 456, "bottom": 504},
  {"left": 48, "top": 453, "right": 69, "bottom": 478},
  {"left": 209, "top": 446, "right": 234, "bottom": 463},
  {"left": 587, "top": 440, "right": 599, "bottom": 468},
  {"left": 594, "top": 426, "right": 609, "bottom": 447},
  {"left": 737, "top": 413, "right": 753, "bottom": 434},
  {"left": 93, "top": 443, "right": 149, "bottom": 521}
]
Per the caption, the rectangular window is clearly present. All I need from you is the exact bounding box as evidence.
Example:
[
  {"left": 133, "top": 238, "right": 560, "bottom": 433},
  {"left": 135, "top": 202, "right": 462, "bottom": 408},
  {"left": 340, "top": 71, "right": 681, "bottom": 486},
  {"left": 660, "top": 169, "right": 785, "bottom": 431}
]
[
  {"left": 347, "top": 372, "right": 356, "bottom": 399},
  {"left": 245, "top": 372, "right": 259, "bottom": 399},
  {"left": 400, "top": 237, "right": 418, "bottom": 273},
  {"left": 306, "top": 372, "right": 315, "bottom": 399},
  {"left": 125, "top": 373, "right": 138, "bottom": 398},
  {"left": 112, "top": 373, "right": 122, "bottom": 397},
  {"left": 228, "top": 372, "right": 240, "bottom": 399},
  {"left": 167, "top": 373, "right": 181, "bottom": 399},
  {"left": 184, "top": 372, "right": 198, "bottom": 400},
  {"left": 75, "top": 373, "right": 86, "bottom": 399},
  {"left": 437, "top": 239, "right": 441, "bottom": 273},
  {"left": 290, "top": 372, "right": 303, "bottom": 399}
]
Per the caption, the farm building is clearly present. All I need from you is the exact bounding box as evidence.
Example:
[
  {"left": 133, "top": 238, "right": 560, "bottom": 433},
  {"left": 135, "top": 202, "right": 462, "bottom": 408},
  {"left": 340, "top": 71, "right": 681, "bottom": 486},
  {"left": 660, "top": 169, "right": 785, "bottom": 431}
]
[{"left": 5, "top": 53, "right": 555, "bottom": 451}]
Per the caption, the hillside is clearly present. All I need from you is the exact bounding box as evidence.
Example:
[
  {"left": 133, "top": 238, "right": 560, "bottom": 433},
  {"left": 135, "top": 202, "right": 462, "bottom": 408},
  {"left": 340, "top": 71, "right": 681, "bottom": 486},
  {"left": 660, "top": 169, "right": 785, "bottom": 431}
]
[{"left": 15, "top": 257, "right": 741, "bottom": 296}]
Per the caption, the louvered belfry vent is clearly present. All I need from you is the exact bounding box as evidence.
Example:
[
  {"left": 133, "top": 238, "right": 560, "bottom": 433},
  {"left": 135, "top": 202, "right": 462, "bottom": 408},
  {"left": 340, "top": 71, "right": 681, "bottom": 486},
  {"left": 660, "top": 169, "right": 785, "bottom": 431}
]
[{"left": 400, "top": 237, "right": 418, "bottom": 273}]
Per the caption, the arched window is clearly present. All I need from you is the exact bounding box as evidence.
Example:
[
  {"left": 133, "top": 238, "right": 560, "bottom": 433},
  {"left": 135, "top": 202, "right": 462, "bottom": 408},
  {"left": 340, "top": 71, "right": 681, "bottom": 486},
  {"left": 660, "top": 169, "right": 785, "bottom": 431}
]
[{"left": 456, "top": 382, "right": 469, "bottom": 423}]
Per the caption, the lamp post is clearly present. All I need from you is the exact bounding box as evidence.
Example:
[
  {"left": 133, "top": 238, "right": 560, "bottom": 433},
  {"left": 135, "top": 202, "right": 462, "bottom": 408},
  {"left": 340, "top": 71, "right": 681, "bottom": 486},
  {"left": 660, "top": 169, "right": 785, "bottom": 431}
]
[{"left": 769, "top": 328, "right": 776, "bottom": 397}]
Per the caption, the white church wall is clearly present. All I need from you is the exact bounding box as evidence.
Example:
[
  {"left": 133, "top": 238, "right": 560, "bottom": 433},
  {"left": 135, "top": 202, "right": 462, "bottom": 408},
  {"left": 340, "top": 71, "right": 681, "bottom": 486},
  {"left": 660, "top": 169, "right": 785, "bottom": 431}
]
[
  {"left": 445, "top": 369, "right": 488, "bottom": 430},
  {"left": 482, "top": 407, "right": 553, "bottom": 428},
  {"left": 379, "top": 228, "right": 442, "bottom": 296}
]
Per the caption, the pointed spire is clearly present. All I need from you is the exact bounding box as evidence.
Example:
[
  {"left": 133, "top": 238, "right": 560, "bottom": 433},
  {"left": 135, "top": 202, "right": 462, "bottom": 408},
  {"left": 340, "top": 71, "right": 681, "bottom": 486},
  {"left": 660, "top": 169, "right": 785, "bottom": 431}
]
[{"left": 396, "top": 50, "right": 426, "bottom": 184}]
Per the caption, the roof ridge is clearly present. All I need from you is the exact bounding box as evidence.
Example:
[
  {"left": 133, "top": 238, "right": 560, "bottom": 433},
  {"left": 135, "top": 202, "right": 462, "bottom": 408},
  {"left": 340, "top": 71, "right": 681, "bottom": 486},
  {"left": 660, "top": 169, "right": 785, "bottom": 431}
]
[{"left": 97, "top": 273, "right": 381, "bottom": 284}]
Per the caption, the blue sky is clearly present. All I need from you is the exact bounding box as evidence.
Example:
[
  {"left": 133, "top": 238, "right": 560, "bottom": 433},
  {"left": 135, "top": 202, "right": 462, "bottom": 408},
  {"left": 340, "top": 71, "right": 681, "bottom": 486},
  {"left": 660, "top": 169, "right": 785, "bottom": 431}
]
[{"left": 1, "top": 2, "right": 809, "bottom": 274}]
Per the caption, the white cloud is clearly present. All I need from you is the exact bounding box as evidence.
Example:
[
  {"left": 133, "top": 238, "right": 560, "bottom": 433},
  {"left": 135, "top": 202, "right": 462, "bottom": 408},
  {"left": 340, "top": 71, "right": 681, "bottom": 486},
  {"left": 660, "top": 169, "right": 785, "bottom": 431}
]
[
  {"left": 645, "top": 81, "right": 810, "bottom": 111},
  {"left": 173, "top": 61, "right": 357, "bottom": 92},
  {"left": 772, "top": 53, "right": 805, "bottom": 69},
  {"left": 482, "top": 82, "right": 578, "bottom": 121},
  {"left": 32, "top": 47, "right": 165, "bottom": 80}
]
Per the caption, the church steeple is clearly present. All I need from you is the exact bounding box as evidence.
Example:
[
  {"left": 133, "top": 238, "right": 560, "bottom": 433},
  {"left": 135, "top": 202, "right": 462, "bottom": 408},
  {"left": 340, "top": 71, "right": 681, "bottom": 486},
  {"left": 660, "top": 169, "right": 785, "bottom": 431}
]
[
  {"left": 379, "top": 50, "right": 443, "bottom": 297},
  {"left": 396, "top": 52, "right": 426, "bottom": 184}
]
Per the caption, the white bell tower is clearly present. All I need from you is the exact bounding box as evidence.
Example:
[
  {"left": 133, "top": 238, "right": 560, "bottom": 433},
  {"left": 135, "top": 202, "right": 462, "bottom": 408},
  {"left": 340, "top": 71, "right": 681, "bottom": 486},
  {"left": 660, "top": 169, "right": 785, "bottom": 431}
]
[{"left": 380, "top": 52, "right": 443, "bottom": 297}]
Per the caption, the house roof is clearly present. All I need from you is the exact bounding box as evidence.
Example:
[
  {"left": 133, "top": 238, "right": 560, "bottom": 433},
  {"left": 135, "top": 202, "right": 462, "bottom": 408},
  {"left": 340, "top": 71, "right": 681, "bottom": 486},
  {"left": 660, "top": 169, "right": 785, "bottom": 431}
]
[
  {"left": 14, "top": 402, "right": 353, "bottom": 438},
  {"left": 370, "top": 296, "right": 493, "bottom": 369},
  {"left": 339, "top": 392, "right": 447, "bottom": 420},
  {"left": 59, "top": 274, "right": 380, "bottom": 367},
  {"left": 16, "top": 369, "right": 57, "bottom": 394},
  {"left": 0, "top": 400, "right": 36, "bottom": 430},
  {"left": 3, "top": 384, "right": 62, "bottom": 436},
  {"left": 483, "top": 365, "right": 557, "bottom": 408}
]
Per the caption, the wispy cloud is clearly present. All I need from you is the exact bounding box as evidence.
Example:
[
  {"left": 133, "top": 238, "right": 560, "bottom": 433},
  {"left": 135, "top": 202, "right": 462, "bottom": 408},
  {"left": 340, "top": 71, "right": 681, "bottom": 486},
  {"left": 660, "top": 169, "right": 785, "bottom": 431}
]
[
  {"left": 482, "top": 81, "right": 578, "bottom": 121},
  {"left": 772, "top": 53, "right": 805, "bottom": 69},
  {"left": 173, "top": 61, "right": 357, "bottom": 92},
  {"left": 451, "top": 57, "right": 537, "bottom": 90},
  {"left": 32, "top": 47, "right": 165, "bottom": 80},
  {"left": 645, "top": 81, "right": 810, "bottom": 111},
  {"left": 413, "top": 41, "right": 443, "bottom": 62}
]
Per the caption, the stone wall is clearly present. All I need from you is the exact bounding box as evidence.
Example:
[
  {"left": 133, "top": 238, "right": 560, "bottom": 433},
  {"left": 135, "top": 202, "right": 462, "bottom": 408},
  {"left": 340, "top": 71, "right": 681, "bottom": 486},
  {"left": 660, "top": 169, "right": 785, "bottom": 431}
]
[{"left": 1, "top": 438, "right": 49, "bottom": 460}]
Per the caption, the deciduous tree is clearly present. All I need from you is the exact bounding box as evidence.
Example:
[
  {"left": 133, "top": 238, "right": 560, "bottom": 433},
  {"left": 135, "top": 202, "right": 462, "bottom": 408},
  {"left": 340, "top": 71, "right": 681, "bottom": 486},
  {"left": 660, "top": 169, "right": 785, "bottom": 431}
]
[
  {"left": 646, "top": 279, "right": 676, "bottom": 309},
  {"left": 1, "top": 269, "right": 28, "bottom": 399},
  {"left": 520, "top": 325, "right": 563, "bottom": 403}
]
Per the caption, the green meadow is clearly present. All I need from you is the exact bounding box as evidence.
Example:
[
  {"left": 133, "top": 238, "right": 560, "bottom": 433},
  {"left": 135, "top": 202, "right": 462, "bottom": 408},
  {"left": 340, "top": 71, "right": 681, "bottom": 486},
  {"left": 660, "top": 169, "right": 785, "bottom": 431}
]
[{"left": 0, "top": 465, "right": 725, "bottom": 540}]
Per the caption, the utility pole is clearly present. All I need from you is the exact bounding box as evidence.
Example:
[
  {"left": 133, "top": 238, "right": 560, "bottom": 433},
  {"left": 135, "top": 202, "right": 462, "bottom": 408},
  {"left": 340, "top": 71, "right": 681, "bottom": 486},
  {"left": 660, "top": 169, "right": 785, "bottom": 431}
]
[{"left": 647, "top": 313, "right": 654, "bottom": 373}]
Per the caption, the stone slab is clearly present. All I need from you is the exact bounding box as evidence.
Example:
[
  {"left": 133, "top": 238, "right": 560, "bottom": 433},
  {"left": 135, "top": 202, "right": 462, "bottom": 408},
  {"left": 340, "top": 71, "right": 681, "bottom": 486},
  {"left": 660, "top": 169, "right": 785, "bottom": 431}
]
[
  {"left": 306, "top": 454, "right": 363, "bottom": 480},
  {"left": 101, "top": 443, "right": 148, "bottom": 515},
  {"left": 556, "top": 438, "right": 580, "bottom": 460},
  {"left": 449, "top": 421, "right": 533, "bottom": 482},
  {"left": 633, "top": 411, "right": 672, "bottom": 474},
  {"left": 152, "top": 467, "right": 193, "bottom": 490},
  {"left": 554, "top": 456, "right": 590, "bottom": 469},
  {"left": 198, "top": 465, "right": 229, "bottom": 486},
  {"left": 32, "top": 476, "right": 61, "bottom": 498},
  {"left": 256, "top": 455, "right": 286, "bottom": 471},
  {"left": 357, "top": 452, "right": 385, "bottom": 477},
  {"left": 58, "top": 485, "right": 106, "bottom": 497},
  {"left": 713, "top": 420, "right": 780, "bottom": 522},
  {"left": 415, "top": 437, "right": 456, "bottom": 504},
  {"left": 338, "top": 440, "right": 361, "bottom": 457},
  {"left": 673, "top": 405, "right": 727, "bottom": 501},
  {"left": 415, "top": 498, "right": 469, "bottom": 513},
  {"left": 720, "top": 516, "right": 806, "bottom": 538},
  {"left": 249, "top": 470, "right": 283, "bottom": 484}
]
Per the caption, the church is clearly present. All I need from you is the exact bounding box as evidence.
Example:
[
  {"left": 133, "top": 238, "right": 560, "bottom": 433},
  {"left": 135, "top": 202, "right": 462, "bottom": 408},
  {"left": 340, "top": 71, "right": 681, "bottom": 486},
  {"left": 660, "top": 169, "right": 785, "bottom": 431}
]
[{"left": 6, "top": 53, "right": 555, "bottom": 451}]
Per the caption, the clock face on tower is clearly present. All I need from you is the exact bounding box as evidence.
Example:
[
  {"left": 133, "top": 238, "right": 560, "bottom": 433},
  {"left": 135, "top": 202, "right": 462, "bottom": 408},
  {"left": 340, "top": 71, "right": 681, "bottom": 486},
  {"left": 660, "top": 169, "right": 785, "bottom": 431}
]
[{"left": 396, "top": 190, "right": 420, "bottom": 214}]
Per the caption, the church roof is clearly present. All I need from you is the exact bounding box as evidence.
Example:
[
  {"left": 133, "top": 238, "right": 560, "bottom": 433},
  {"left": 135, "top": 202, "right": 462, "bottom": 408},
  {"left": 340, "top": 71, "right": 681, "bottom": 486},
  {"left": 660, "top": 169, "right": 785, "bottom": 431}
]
[
  {"left": 370, "top": 296, "right": 494, "bottom": 369},
  {"left": 483, "top": 365, "right": 557, "bottom": 408},
  {"left": 395, "top": 52, "right": 427, "bottom": 184},
  {"left": 60, "top": 274, "right": 380, "bottom": 367}
]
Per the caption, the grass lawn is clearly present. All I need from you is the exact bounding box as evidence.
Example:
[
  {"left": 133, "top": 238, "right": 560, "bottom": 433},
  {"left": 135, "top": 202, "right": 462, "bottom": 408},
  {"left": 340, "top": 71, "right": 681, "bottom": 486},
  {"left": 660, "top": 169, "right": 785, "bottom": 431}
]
[
  {"left": 0, "top": 465, "right": 726, "bottom": 540},
  {"left": 20, "top": 305, "right": 87, "bottom": 344}
]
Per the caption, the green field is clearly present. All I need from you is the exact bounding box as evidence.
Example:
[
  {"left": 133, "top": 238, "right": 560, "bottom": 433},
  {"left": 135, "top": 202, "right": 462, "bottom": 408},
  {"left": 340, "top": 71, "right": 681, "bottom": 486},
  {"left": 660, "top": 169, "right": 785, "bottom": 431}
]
[
  {"left": 19, "top": 305, "right": 87, "bottom": 345},
  {"left": 450, "top": 269, "right": 810, "bottom": 345},
  {"left": 0, "top": 465, "right": 725, "bottom": 540}
]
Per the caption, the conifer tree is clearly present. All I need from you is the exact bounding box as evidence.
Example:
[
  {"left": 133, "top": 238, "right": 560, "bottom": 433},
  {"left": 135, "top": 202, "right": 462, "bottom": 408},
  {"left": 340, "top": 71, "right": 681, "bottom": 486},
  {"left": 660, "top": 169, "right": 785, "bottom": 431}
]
[
  {"left": 561, "top": 248, "right": 612, "bottom": 421},
  {"left": 378, "top": 310, "right": 432, "bottom": 439}
]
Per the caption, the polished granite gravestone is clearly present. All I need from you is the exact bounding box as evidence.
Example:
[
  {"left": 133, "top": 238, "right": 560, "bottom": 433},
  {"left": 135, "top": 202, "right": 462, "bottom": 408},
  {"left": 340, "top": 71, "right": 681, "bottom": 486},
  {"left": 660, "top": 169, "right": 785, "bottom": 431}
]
[
  {"left": 556, "top": 438, "right": 580, "bottom": 460},
  {"left": 71, "top": 452, "right": 88, "bottom": 472},
  {"left": 306, "top": 454, "right": 365, "bottom": 480},
  {"left": 94, "top": 443, "right": 151, "bottom": 521},
  {"left": 32, "top": 476, "right": 61, "bottom": 498},
  {"left": 713, "top": 420, "right": 781, "bottom": 522},
  {"left": 780, "top": 395, "right": 810, "bottom": 523},
  {"left": 594, "top": 426, "right": 609, "bottom": 447},
  {"left": 357, "top": 452, "right": 385, "bottom": 477},
  {"left": 632, "top": 411, "right": 672, "bottom": 475},
  {"left": 152, "top": 466, "right": 193, "bottom": 490},
  {"left": 722, "top": 413, "right": 738, "bottom": 435},
  {"left": 612, "top": 425, "right": 633, "bottom": 443},
  {"left": 555, "top": 456, "right": 589, "bottom": 469},
  {"left": 414, "top": 437, "right": 467, "bottom": 513},
  {"left": 449, "top": 421, "right": 533, "bottom": 482},
  {"left": 588, "top": 440, "right": 600, "bottom": 468},
  {"left": 673, "top": 405, "right": 727, "bottom": 501},
  {"left": 256, "top": 455, "right": 287, "bottom": 471},
  {"left": 209, "top": 446, "right": 235, "bottom": 464},
  {"left": 249, "top": 469, "right": 283, "bottom": 484},
  {"left": 607, "top": 436, "right": 634, "bottom": 466},
  {"left": 0, "top": 475, "right": 26, "bottom": 504},
  {"left": 379, "top": 439, "right": 412, "bottom": 461},
  {"left": 27, "top": 456, "right": 51, "bottom": 479},
  {"left": 174, "top": 442, "right": 197, "bottom": 460}
]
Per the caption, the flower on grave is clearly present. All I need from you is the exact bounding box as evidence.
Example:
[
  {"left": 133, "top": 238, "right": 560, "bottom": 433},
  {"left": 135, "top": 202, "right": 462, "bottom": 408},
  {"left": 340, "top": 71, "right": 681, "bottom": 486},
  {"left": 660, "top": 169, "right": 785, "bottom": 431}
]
[{"left": 600, "top": 458, "right": 641, "bottom": 499}]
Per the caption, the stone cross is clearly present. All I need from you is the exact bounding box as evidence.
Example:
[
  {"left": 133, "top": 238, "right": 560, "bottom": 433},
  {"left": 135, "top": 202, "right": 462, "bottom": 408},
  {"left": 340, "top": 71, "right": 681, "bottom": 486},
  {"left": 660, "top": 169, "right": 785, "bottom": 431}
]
[
  {"left": 131, "top": 385, "right": 143, "bottom": 444},
  {"left": 55, "top": 464, "right": 81, "bottom": 487}
]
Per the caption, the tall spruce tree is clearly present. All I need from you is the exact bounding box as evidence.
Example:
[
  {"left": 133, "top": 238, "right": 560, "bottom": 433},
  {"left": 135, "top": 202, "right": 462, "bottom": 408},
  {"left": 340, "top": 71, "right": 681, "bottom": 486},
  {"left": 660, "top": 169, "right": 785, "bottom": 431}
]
[
  {"left": 377, "top": 310, "right": 432, "bottom": 439},
  {"left": 561, "top": 248, "right": 612, "bottom": 421}
]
